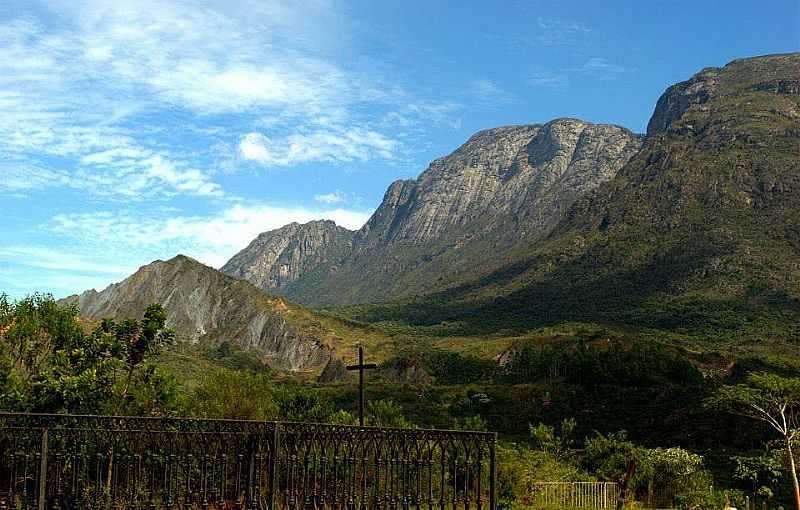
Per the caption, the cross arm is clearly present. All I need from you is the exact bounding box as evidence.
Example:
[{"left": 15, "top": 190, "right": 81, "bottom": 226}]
[{"left": 346, "top": 363, "right": 378, "bottom": 371}]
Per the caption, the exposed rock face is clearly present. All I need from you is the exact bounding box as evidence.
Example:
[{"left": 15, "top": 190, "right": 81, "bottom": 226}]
[
  {"left": 282, "top": 118, "right": 642, "bottom": 305},
  {"left": 646, "top": 68, "right": 720, "bottom": 136},
  {"left": 222, "top": 220, "right": 353, "bottom": 294},
  {"left": 363, "top": 120, "right": 640, "bottom": 246},
  {"left": 380, "top": 358, "right": 432, "bottom": 385},
  {"left": 63, "top": 255, "right": 332, "bottom": 371}
]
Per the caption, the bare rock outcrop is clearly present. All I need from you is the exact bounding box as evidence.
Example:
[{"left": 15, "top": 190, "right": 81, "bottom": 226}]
[{"left": 222, "top": 220, "right": 353, "bottom": 294}]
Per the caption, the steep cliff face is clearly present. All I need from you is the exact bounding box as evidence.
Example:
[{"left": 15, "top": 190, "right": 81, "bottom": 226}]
[
  {"left": 354, "top": 53, "right": 800, "bottom": 341},
  {"left": 359, "top": 120, "right": 640, "bottom": 248},
  {"left": 221, "top": 220, "right": 353, "bottom": 294},
  {"left": 64, "top": 255, "right": 333, "bottom": 371},
  {"left": 645, "top": 67, "right": 720, "bottom": 136},
  {"left": 283, "top": 118, "right": 641, "bottom": 305}
]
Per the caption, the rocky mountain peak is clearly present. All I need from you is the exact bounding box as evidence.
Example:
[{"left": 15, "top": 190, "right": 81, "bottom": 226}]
[
  {"left": 222, "top": 219, "right": 354, "bottom": 294},
  {"left": 646, "top": 67, "right": 721, "bottom": 137},
  {"left": 345, "top": 53, "right": 800, "bottom": 343}
]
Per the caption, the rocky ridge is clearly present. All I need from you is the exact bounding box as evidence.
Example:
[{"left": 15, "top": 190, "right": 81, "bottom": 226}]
[
  {"left": 226, "top": 118, "right": 642, "bottom": 305},
  {"left": 63, "top": 255, "right": 334, "bottom": 371},
  {"left": 353, "top": 53, "right": 800, "bottom": 340}
]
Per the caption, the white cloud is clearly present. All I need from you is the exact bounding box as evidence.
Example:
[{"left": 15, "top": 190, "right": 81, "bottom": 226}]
[
  {"left": 0, "top": 154, "right": 224, "bottom": 199},
  {"left": 314, "top": 191, "right": 345, "bottom": 204},
  {"left": 469, "top": 79, "right": 515, "bottom": 104},
  {"left": 0, "top": 245, "right": 140, "bottom": 299},
  {"left": 0, "top": 1, "right": 408, "bottom": 201},
  {"left": 0, "top": 246, "right": 135, "bottom": 275},
  {"left": 534, "top": 18, "right": 591, "bottom": 46},
  {"left": 578, "top": 57, "right": 628, "bottom": 75},
  {"left": 0, "top": 164, "right": 74, "bottom": 191},
  {"left": 50, "top": 203, "right": 371, "bottom": 269},
  {"left": 239, "top": 129, "right": 397, "bottom": 167},
  {"left": 138, "top": 155, "right": 224, "bottom": 198},
  {"left": 529, "top": 71, "right": 570, "bottom": 89}
]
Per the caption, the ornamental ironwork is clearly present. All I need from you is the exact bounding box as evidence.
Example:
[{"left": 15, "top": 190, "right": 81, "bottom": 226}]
[{"left": 0, "top": 413, "right": 496, "bottom": 510}]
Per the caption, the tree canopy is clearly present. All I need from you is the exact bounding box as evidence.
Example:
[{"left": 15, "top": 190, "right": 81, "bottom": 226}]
[{"left": 0, "top": 294, "right": 176, "bottom": 415}]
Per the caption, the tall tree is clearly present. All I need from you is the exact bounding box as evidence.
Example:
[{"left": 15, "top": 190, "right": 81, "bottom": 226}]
[{"left": 706, "top": 373, "right": 800, "bottom": 510}]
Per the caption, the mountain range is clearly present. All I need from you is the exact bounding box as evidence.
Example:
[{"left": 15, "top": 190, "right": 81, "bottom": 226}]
[
  {"left": 350, "top": 53, "right": 800, "bottom": 342},
  {"left": 222, "top": 119, "right": 642, "bottom": 305},
  {"left": 64, "top": 53, "right": 800, "bottom": 368}
]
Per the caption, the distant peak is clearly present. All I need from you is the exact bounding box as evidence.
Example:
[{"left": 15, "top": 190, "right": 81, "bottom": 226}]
[
  {"left": 151, "top": 254, "right": 214, "bottom": 272},
  {"left": 167, "top": 254, "right": 199, "bottom": 264}
]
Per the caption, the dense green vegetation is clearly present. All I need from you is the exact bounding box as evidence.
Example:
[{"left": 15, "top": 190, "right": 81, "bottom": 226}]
[{"left": 2, "top": 294, "right": 799, "bottom": 507}]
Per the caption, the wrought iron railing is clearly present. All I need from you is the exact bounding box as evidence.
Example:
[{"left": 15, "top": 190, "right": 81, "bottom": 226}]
[{"left": 0, "top": 413, "right": 496, "bottom": 510}]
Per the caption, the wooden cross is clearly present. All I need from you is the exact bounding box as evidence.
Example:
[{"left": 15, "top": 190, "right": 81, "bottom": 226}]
[{"left": 346, "top": 345, "right": 377, "bottom": 427}]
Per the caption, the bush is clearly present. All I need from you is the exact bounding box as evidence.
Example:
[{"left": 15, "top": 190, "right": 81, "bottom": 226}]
[
  {"left": 0, "top": 295, "right": 177, "bottom": 415},
  {"left": 181, "top": 368, "right": 278, "bottom": 420},
  {"left": 366, "top": 399, "right": 411, "bottom": 428}
]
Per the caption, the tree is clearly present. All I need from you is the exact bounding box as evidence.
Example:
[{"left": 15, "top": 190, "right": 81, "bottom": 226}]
[
  {"left": 184, "top": 368, "right": 279, "bottom": 420},
  {"left": 706, "top": 372, "right": 800, "bottom": 510},
  {"left": 529, "top": 418, "right": 576, "bottom": 459},
  {"left": 31, "top": 303, "right": 175, "bottom": 415},
  {"left": 0, "top": 295, "right": 177, "bottom": 415},
  {"left": 732, "top": 454, "right": 783, "bottom": 500},
  {"left": 276, "top": 388, "right": 337, "bottom": 423},
  {"left": 584, "top": 430, "right": 650, "bottom": 486}
]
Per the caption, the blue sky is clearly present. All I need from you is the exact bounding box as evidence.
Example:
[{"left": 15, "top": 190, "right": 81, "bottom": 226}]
[{"left": 1, "top": 0, "right": 798, "bottom": 299}]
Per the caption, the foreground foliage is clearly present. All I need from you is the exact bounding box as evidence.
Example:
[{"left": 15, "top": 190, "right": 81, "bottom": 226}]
[
  {"left": 708, "top": 373, "right": 800, "bottom": 509},
  {"left": 1, "top": 294, "right": 798, "bottom": 507},
  {"left": 0, "top": 294, "right": 175, "bottom": 415}
]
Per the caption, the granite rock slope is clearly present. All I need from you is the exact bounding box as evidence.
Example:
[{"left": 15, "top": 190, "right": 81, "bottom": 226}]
[
  {"left": 353, "top": 53, "right": 800, "bottom": 341},
  {"left": 253, "top": 119, "right": 641, "bottom": 305},
  {"left": 222, "top": 220, "right": 353, "bottom": 294}
]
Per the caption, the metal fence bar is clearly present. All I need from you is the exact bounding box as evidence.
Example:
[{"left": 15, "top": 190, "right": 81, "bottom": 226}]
[{"left": 0, "top": 413, "right": 495, "bottom": 510}]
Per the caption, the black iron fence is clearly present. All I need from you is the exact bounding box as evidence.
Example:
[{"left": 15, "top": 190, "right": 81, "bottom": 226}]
[{"left": 0, "top": 413, "right": 496, "bottom": 510}]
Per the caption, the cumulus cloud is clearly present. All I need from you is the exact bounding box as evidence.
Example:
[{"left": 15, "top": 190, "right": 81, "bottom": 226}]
[
  {"left": 0, "top": 1, "right": 407, "bottom": 201},
  {"left": 239, "top": 129, "right": 397, "bottom": 167},
  {"left": 0, "top": 1, "right": 454, "bottom": 297},
  {"left": 0, "top": 154, "right": 223, "bottom": 200}
]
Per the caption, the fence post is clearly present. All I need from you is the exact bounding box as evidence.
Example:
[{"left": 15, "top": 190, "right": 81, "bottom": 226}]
[
  {"left": 37, "top": 428, "right": 48, "bottom": 510},
  {"left": 269, "top": 423, "right": 280, "bottom": 510},
  {"left": 489, "top": 433, "right": 496, "bottom": 510}
]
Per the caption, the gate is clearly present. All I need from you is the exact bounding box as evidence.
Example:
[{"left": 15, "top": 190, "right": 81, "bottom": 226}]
[
  {"left": 0, "top": 413, "right": 496, "bottom": 510},
  {"left": 530, "top": 482, "right": 618, "bottom": 509}
]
